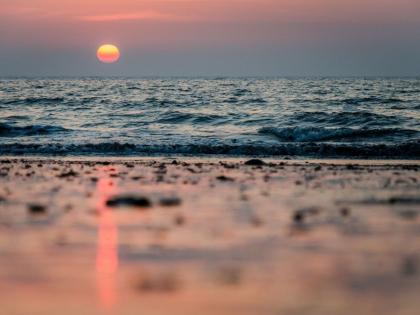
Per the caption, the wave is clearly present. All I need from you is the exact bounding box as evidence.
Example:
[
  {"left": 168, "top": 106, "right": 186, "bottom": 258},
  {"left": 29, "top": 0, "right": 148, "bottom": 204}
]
[
  {"left": 342, "top": 97, "right": 403, "bottom": 105},
  {"left": 0, "top": 141, "right": 419, "bottom": 158},
  {"left": 2, "top": 97, "right": 65, "bottom": 105},
  {"left": 0, "top": 123, "right": 70, "bottom": 137},
  {"left": 258, "top": 126, "right": 418, "bottom": 142},
  {"left": 155, "top": 111, "right": 224, "bottom": 124},
  {"left": 289, "top": 111, "right": 408, "bottom": 127}
]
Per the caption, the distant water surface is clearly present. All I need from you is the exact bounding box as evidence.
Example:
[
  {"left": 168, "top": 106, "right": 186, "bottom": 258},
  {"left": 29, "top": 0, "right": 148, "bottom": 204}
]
[{"left": 0, "top": 78, "right": 419, "bottom": 158}]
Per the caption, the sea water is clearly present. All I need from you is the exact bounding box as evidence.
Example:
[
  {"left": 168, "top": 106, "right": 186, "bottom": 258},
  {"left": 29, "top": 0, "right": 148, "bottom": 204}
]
[{"left": 0, "top": 78, "right": 419, "bottom": 158}]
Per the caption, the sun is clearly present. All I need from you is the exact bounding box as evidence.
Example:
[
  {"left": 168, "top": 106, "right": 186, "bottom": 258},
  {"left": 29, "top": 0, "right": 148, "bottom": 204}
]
[{"left": 97, "top": 44, "right": 120, "bottom": 63}]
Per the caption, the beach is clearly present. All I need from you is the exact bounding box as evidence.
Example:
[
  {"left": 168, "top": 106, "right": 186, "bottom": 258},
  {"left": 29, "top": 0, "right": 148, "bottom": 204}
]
[{"left": 0, "top": 157, "right": 419, "bottom": 315}]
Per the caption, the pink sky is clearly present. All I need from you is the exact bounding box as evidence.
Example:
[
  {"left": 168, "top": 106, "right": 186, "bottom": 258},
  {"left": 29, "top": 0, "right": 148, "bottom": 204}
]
[{"left": 1, "top": 0, "right": 420, "bottom": 76}]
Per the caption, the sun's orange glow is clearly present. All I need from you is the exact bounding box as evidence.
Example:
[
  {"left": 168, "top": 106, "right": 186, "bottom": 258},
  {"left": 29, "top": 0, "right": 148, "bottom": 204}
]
[{"left": 97, "top": 44, "right": 120, "bottom": 64}]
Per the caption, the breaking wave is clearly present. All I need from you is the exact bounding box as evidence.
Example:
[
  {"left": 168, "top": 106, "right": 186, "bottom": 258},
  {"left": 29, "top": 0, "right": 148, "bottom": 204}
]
[
  {"left": 258, "top": 126, "right": 419, "bottom": 143},
  {"left": 0, "top": 123, "right": 70, "bottom": 137}
]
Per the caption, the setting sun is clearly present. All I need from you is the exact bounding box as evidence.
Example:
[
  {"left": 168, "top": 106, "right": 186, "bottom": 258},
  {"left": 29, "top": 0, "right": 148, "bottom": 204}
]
[{"left": 97, "top": 44, "right": 120, "bottom": 63}]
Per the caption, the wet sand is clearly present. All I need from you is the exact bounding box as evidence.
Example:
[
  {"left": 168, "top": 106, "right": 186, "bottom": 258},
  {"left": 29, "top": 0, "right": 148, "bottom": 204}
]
[{"left": 0, "top": 157, "right": 419, "bottom": 315}]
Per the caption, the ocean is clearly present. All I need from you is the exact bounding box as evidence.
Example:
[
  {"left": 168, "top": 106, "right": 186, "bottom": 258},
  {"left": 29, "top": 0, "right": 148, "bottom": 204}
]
[{"left": 0, "top": 78, "right": 419, "bottom": 158}]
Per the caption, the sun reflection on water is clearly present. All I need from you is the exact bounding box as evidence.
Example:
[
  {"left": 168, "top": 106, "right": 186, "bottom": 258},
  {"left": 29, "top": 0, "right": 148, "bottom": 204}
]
[{"left": 95, "top": 168, "right": 119, "bottom": 311}]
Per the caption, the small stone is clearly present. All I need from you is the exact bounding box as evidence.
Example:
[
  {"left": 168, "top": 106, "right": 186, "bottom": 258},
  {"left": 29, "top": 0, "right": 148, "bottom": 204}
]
[
  {"left": 340, "top": 207, "right": 350, "bottom": 217},
  {"left": 106, "top": 195, "right": 152, "bottom": 208},
  {"left": 244, "top": 159, "right": 266, "bottom": 166},
  {"left": 174, "top": 214, "right": 185, "bottom": 226},
  {"left": 402, "top": 256, "right": 417, "bottom": 276},
  {"left": 57, "top": 170, "right": 79, "bottom": 178},
  {"left": 134, "top": 273, "right": 179, "bottom": 292},
  {"left": 397, "top": 210, "right": 418, "bottom": 220},
  {"left": 159, "top": 196, "right": 182, "bottom": 207},
  {"left": 218, "top": 267, "right": 242, "bottom": 285},
  {"left": 216, "top": 175, "right": 234, "bottom": 182},
  {"left": 293, "top": 211, "right": 304, "bottom": 223},
  {"left": 251, "top": 216, "right": 263, "bottom": 227},
  {"left": 28, "top": 203, "right": 47, "bottom": 214}
]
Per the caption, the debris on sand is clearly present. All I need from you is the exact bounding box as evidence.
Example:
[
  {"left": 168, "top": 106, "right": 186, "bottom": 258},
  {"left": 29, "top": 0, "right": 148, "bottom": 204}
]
[
  {"left": 134, "top": 272, "right": 179, "bottom": 293},
  {"left": 216, "top": 175, "right": 235, "bottom": 182},
  {"left": 396, "top": 209, "right": 418, "bottom": 220},
  {"left": 251, "top": 216, "right": 263, "bottom": 227},
  {"left": 57, "top": 170, "right": 79, "bottom": 178},
  {"left": 292, "top": 207, "right": 320, "bottom": 224},
  {"left": 244, "top": 159, "right": 266, "bottom": 166},
  {"left": 174, "top": 214, "right": 186, "bottom": 226},
  {"left": 27, "top": 203, "right": 47, "bottom": 214},
  {"left": 340, "top": 207, "right": 351, "bottom": 217},
  {"left": 401, "top": 256, "right": 417, "bottom": 276},
  {"left": 159, "top": 196, "right": 182, "bottom": 207},
  {"left": 217, "top": 267, "right": 242, "bottom": 285},
  {"left": 106, "top": 195, "right": 152, "bottom": 208},
  {"left": 388, "top": 196, "right": 420, "bottom": 205},
  {"left": 293, "top": 211, "right": 304, "bottom": 223}
]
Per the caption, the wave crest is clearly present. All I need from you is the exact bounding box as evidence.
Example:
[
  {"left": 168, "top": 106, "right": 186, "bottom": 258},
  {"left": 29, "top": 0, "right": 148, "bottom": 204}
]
[
  {"left": 258, "top": 126, "right": 418, "bottom": 142},
  {"left": 0, "top": 123, "right": 70, "bottom": 137}
]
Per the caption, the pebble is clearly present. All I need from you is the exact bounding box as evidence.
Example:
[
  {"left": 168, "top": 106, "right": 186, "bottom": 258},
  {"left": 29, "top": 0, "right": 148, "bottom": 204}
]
[
  {"left": 216, "top": 175, "right": 234, "bottom": 182},
  {"left": 57, "top": 170, "right": 79, "bottom": 178},
  {"left": 27, "top": 203, "right": 47, "bottom": 214},
  {"left": 340, "top": 207, "right": 351, "bottom": 217},
  {"left": 106, "top": 195, "right": 152, "bottom": 208},
  {"left": 244, "top": 159, "right": 266, "bottom": 166},
  {"left": 159, "top": 196, "right": 182, "bottom": 207}
]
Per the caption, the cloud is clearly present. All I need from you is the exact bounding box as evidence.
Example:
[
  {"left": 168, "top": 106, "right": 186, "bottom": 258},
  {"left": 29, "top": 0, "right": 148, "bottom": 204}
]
[{"left": 78, "top": 11, "right": 187, "bottom": 22}]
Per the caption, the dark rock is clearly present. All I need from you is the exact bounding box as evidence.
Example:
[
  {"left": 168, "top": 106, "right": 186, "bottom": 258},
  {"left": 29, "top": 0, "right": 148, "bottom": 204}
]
[
  {"left": 28, "top": 203, "right": 47, "bottom": 214},
  {"left": 106, "top": 195, "right": 152, "bottom": 208},
  {"left": 389, "top": 196, "right": 420, "bottom": 205},
  {"left": 57, "top": 170, "right": 79, "bottom": 178},
  {"left": 314, "top": 165, "right": 322, "bottom": 171},
  {"left": 216, "top": 175, "right": 234, "bottom": 182},
  {"left": 293, "top": 211, "right": 304, "bottom": 223},
  {"left": 293, "top": 207, "right": 320, "bottom": 223},
  {"left": 244, "top": 159, "right": 266, "bottom": 166}
]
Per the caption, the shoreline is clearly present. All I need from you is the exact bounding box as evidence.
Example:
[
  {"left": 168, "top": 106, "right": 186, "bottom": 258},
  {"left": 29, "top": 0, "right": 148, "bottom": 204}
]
[{"left": 1, "top": 155, "right": 420, "bottom": 165}]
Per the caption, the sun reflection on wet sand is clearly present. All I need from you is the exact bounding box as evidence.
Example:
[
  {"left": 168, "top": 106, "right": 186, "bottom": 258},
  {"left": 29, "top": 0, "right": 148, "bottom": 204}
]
[{"left": 95, "top": 168, "right": 119, "bottom": 311}]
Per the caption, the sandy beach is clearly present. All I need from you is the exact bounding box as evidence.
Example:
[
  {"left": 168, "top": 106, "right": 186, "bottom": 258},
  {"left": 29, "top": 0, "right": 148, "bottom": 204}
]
[{"left": 0, "top": 157, "right": 419, "bottom": 315}]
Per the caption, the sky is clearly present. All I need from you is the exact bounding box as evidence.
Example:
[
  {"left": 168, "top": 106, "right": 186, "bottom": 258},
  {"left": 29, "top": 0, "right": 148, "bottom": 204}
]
[{"left": 1, "top": 0, "right": 420, "bottom": 77}]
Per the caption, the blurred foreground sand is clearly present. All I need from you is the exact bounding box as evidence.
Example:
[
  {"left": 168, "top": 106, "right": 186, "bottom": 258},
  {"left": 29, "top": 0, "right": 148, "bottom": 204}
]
[{"left": 0, "top": 158, "right": 419, "bottom": 315}]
